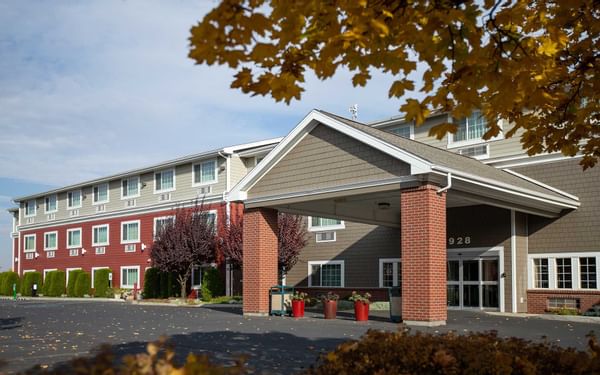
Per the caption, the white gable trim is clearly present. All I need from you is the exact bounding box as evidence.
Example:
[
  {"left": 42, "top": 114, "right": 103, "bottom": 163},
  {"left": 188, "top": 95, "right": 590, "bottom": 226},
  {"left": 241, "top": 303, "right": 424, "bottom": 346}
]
[{"left": 228, "top": 110, "right": 432, "bottom": 201}]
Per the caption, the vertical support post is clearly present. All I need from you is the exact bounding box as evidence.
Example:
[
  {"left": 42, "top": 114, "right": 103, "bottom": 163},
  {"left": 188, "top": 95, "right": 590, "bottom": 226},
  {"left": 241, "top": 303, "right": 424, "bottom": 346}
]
[
  {"left": 243, "top": 207, "right": 278, "bottom": 316},
  {"left": 401, "top": 184, "right": 447, "bottom": 326}
]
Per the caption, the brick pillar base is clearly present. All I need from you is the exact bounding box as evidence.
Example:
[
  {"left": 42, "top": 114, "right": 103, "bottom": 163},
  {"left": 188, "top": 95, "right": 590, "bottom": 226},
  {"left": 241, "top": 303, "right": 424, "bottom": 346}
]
[
  {"left": 242, "top": 207, "right": 278, "bottom": 316},
  {"left": 401, "top": 184, "right": 447, "bottom": 326}
]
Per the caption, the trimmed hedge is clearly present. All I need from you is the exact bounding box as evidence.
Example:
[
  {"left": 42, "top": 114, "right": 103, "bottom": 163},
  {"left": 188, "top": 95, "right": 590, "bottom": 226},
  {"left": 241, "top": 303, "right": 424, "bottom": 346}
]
[
  {"left": 0, "top": 271, "right": 20, "bottom": 296},
  {"left": 74, "top": 272, "right": 91, "bottom": 297},
  {"left": 306, "top": 329, "right": 600, "bottom": 374},
  {"left": 143, "top": 268, "right": 160, "bottom": 299},
  {"left": 201, "top": 267, "right": 224, "bottom": 301},
  {"left": 0, "top": 273, "right": 6, "bottom": 295},
  {"left": 159, "top": 271, "right": 178, "bottom": 298},
  {"left": 93, "top": 269, "right": 112, "bottom": 298},
  {"left": 43, "top": 270, "right": 66, "bottom": 297},
  {"left": 67, "top": 269, "right": 84, "bottom": 297},
  {"left": 20, "top": 271, "right": 42, "bottom": 296}
]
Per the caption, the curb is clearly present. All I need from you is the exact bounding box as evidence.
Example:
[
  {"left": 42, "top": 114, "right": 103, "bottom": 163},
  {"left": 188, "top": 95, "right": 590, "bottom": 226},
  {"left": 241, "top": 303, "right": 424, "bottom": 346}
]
[
  {"left": 0, "top": 296, "right": 126, "bottom": 302},
  {"left": 486, "top": 311, "right": 600, "bottom": 324}
]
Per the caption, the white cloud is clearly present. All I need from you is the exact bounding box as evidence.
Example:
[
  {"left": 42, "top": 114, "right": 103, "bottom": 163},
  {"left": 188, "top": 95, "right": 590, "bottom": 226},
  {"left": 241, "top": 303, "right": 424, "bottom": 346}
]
[{"left": 0, "top": 0, "right": 411, "bottom": 187}]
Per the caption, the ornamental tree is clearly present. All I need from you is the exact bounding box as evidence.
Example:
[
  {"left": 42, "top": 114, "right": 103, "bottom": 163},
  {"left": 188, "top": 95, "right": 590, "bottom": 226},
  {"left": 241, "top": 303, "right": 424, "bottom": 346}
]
[
  {"left": 220, "top": 212, "right": 308, "bottom": 282},
  {"left": 189, "top": 1, "right": 600, "bottom": 169},
  {"left": 150, "top": 202, "right": 217, "bottom": 299}
]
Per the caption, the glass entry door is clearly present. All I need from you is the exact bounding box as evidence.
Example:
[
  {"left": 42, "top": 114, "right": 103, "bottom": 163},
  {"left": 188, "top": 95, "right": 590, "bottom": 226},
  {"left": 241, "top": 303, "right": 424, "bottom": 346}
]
[{"left": 447, "top": 256, "right": 499, "bottom": 309}]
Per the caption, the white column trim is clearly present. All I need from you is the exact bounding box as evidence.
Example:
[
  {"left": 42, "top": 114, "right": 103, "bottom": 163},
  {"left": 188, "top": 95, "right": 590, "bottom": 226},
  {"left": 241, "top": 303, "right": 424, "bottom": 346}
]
[{"left": 510, "top": 210, "right": 517, "bottom": 313}]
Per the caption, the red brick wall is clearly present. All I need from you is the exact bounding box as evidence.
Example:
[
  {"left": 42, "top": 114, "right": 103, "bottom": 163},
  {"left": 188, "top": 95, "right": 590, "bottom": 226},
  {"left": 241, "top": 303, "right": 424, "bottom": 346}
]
[
  {"left": 527, "top": 289, "right": 600, "bottom": 314},
  {"left": 242, "top": 208, "right": 278, "bottom": 315},
  {"left": 17, "top": 202, "right": 226, "bottom": 291},
  {"left": 401, "top": 184, "right": 447, "bottom": 323}
]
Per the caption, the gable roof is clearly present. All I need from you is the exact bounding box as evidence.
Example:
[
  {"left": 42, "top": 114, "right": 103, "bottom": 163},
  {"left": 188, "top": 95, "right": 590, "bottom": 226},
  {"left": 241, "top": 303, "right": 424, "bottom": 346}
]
[{"left": 229, "top": 110, "right": 579, "bottom": 213}]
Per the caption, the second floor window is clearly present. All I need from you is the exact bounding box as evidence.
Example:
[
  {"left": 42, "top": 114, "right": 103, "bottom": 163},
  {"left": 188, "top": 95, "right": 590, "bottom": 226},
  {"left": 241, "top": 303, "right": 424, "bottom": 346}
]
[
  {"left": 454, "top": 111, "right": 487, "bottom": 142},
  {"left": 93, "top": 225, "right": 109, "bottom": 246},
  {"left": 24, "top": 234, "right": 36, "bottom": 251},
  {"left": 122, "top": 177, "right": 140, "bottom": 198},
  {"left": 121, "top": 221, "right": 140, "bottom": 243},
  {"left": 25, "top": 200, "right": 36, "bottom": 216},
  {"left": 45, "top": 195, "right": 57, "bottom": 213},
  {"left": 155, "top": 169, "right": 175, "bottom": 192},
  {"left": 93, "top": 184, "right": 109, "bottom": 204},
  {"left": 67, "top": 191, "right": 82, "bottom": 209},
  {"left": 67, "top": 229, "right": 82, "bottom": 248}
]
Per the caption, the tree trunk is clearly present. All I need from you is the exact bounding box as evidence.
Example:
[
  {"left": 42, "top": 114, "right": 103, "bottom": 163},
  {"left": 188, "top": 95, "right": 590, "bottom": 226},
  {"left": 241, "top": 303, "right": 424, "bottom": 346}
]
[{"left": 177, "top": 274, "right": 188, "bottom": 300}]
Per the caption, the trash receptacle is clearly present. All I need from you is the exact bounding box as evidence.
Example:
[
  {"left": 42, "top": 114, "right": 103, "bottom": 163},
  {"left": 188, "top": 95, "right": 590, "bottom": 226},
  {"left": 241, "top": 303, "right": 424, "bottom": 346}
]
[
  {"left": 388, "top": 287, "right": 402, "bottom": 322},
  {"left": 269, "top": 285, "right": 294, "bottom": 316},
  {"left": 32, "top": 283, "right": 38, "bottom": 297}
]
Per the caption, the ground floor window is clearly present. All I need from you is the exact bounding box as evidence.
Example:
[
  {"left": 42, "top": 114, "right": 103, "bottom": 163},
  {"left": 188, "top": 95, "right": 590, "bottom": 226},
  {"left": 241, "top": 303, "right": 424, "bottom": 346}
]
[
  {"left": 533, "top": 258, "right": 549, "bottom": 288},
  {"left": 556, "top": 258, "right": 573, "bottom": 289},
  {"left": 120, "top": 266, "right": 140, "bottom": 289},
  {"left": 379, "top": 258, "right": 401, "bottom": 288},
  {"left": 580, "top": 257, "right": 597, "bottom": 289},
  {"left": 191, "top": 265, "right": 202, "bottom": 288},
  {"left": 308, "top": 261, "right": 344, "bottom": 287}
]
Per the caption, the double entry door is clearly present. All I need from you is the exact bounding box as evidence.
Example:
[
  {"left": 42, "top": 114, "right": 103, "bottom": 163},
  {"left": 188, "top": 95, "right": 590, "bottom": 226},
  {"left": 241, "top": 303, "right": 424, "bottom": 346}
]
[{"left": 447, "top": 255, "right": 500, "bottom": 309}]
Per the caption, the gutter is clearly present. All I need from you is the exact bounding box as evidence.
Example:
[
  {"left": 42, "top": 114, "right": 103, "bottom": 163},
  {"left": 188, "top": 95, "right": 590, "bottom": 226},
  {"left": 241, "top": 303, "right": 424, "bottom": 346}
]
[{"left": 436, "top": 172, "right": 452, "bottom": 194}]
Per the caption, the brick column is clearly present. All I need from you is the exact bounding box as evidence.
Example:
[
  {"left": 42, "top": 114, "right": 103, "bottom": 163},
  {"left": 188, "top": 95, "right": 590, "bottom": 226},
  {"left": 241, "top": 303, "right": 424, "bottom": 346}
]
[
  {"left": 243, "top": 207, "right": 278, "bottom": 316},
  {"left": 401, "top": 184, "right": 447, "bottom": 326}
]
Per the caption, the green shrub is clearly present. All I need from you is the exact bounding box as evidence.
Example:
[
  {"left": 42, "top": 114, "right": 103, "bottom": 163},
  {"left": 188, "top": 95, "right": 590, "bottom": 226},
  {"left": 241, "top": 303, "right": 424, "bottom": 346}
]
[
  {"left": 74, "top": 272, "right": 91, "bottom": 297},
  {"left": 0, "top": 271, "right": 20, "bottom": 296},
  {"left": 67, "top": 269, "right": 84, "bottom": 297},
  {"left": 158, "top": 271, "right": 178, "bottom": 298},
  {"left": 0, "top": 273, "right": 7, "bottom": 295},
  {"left": 305, "top": 329, "right": 600, "bottom": 375},
  {"left": 48, "top": 270, "right": 66, "bottom": 297},
  {"left": 143, "top": 268, "right": 160, "bottom": 299},
  {"left": 41, "top": 272, "right": 54, "bottom": 296},
  {"left": 20, "top": 271, "right": 42, "bottom": 296},
  {"left": 201, "top": 267, "right": 224, "bottom": 301},
  {"left": 92, "top": 269, "right": 112, "bottom": 298}
]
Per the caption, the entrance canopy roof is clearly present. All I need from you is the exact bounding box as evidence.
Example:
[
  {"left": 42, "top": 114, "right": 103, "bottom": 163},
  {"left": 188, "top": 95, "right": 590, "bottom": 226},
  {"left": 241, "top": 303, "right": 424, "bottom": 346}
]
[{"left": 229, "top": 110, "right": 579, "bottom": 224}]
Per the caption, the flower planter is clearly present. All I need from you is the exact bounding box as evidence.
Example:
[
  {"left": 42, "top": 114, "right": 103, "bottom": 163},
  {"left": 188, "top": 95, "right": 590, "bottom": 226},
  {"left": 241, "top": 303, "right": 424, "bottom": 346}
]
[
  {"left": 292, "top": 300, "right": 305, "bottom": 318},
  {"left": 354, "top": 301, "right": 369, "bottom": 321},
  {"left": 323, "top": 300, "right": 337, "bottom": 319}
]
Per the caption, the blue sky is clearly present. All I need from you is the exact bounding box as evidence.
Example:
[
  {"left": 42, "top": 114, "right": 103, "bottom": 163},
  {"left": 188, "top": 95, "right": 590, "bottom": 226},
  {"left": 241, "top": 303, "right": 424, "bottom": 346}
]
[{"left": 0, "top": 1, "right": 415, "bottom": 270}]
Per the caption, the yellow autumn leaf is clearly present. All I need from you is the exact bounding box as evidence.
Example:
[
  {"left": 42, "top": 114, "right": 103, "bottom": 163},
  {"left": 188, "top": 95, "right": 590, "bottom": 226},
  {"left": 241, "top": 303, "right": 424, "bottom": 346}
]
[
  {"left": 537, "top": 38, "right": 559, "bottom": 56},
  {"left": 370, "top": 19, "right": 389, "bottom": 36}
]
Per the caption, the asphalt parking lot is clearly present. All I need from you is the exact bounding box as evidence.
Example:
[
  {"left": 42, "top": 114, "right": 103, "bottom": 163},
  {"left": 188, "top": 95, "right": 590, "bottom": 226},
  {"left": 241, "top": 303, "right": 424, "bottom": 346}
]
[{"left": 0, "top": 299, "right": 598, "bottom": 374}]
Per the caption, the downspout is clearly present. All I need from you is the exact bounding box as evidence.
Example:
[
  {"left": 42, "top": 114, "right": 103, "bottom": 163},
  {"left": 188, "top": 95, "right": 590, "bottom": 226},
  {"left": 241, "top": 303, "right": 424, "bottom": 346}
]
[
  {"left": 436, "top": 172, "right": 452, "bottom": 194},
  {"left": 219, "top": 151, "right": 232, "bottom": 296}
]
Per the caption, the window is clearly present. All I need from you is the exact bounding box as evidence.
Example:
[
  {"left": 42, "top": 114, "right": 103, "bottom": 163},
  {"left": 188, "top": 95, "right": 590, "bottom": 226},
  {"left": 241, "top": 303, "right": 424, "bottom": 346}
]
[
  {"left": 93, "top": 184, "right": 109, "bottom": 204},
  {"left": 120, "top": 266, "right": 140, "bottom": 289},
  {"left": 379, "top": 259, "right": 402, "bottom": 288},
  {"left": 45, "top": 195, "right": 57, "bottom": 213},
  {"left": 24, "top": 234, "right": 36, "bottom": 252},
  {"left": 308, "top": 261, "right": 344, "bottom": 287},
  {"left": 309, "top": 217, "right": 344, "bottom": 231},
  {"left": 389, "top": 124, "right": 413, "bottom": 139},
  {"left": 154, "top": 169, "right": 175, "bottom": 193},
  {"left": 44, "top": 231, "right": 57, "bottom": 250},
  {"left": 25, "top": 200, "right": 36, "bottom": 217},
  {"left": 193, "top": 160, "right": 217, "bottom": 185},
  {"left": 548, "top": 298, "right": 579, "bottom": 310},
  {"left": 533, "top": 258, "right": 549, "bottom": 288},
  {"left": 92, "top": 225, "right": 109, "bottom": 246},
  {"left": 153, "top": 216, "right": 175, "bottom": 238},
  {"left": 121, "top": 176, "right": 140, "bottom": 198},
  {"left": 556, "top": 258, "right": 573, "bottom": 288},
  {"left": 191, "top": 266, "right": 202, "bottom": 288},
  {"left": 454, "top": 111, "right": 487, "bottom": 142},
  {"left": 192, "top": 211, "right": 217, "bottom": 233},
  {"left": 67, "top": 228, "right": 82, "bottom": 248},
  {"left": 580, "top": 257, "right": 597, "bottom": 289},
  {"left": 121, "top": 221, "right": 140, "bottom": 244},
  {"left": 67, "top": 190, "right": 82, "bottom": 209},
  {"left": 316, "top": 232, "right": 336, "bottom": 242}
]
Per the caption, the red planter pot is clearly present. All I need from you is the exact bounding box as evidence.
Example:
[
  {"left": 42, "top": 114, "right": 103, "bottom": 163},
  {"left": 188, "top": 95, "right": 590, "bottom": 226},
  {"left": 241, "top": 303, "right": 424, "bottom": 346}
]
[
  {"left": 323, "top": 300, "right": 337, "bottom": 319},
  {"left": 354, "top": 301, "right": 369, "bottom": 321},
  {"left": 292, "top": 300, "right": 305, "bottom": 318}
]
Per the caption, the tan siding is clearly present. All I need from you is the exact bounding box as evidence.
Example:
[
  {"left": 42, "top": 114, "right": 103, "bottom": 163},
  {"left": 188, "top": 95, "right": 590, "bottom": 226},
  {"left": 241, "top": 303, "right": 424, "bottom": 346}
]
[
  {"left": 230, "top": 155, "right": 248, "bottom": 188},
  {"left": 249, "top": 125, "right": 410, "bottom": 198},
  {"left": 515, "top": 212, "right": 528, "bottom": 312},
  {"left": 286, "top": 220, "right": 400, "bottom": 288},
  {"left": 513, "top": 158, "right": 600, "bottom": 253}
]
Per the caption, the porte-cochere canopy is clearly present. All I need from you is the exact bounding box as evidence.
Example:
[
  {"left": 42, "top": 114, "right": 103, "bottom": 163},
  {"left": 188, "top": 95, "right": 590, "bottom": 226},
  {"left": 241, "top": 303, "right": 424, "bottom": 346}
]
[{"left": 228, "top": 110, "right": 579, "bottom": 324}]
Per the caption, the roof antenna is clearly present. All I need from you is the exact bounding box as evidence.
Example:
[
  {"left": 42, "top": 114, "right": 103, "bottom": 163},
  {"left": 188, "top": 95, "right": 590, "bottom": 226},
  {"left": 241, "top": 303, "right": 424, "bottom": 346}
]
[{"left": 349, "top": 104, "right": 358, "bottom": 120}]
